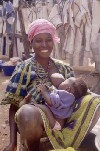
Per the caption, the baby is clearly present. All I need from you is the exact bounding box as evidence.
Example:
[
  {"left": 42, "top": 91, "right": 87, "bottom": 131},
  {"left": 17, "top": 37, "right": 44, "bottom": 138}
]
[
  {"left": 37, "top": 73, "right": 87, "bottom": 130},
  {"left": 20, "top": 73, "right": 88, "bottom": 130}
]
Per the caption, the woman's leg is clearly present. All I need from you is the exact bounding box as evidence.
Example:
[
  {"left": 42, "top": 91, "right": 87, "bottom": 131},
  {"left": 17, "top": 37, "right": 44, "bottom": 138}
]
[
  {"left": 3, "top": 104, "right": 18, "bottom": 151},
  {"left": 16, "top": 104, "right": 44, "bottom": 151}
]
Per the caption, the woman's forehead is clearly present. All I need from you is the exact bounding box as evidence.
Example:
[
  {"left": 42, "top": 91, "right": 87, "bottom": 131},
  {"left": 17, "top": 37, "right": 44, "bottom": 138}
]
[{"left": 33, "top": 33, "right": 52, "bottom": 39}]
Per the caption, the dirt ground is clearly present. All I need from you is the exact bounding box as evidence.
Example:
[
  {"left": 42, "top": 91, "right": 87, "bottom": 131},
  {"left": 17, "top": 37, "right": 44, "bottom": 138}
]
[
  {"left": 0, "top": 68, "right": 100, "bottom": 151},
  {"left": 0, "top": 72, "right": 11, "bottom": 151}
]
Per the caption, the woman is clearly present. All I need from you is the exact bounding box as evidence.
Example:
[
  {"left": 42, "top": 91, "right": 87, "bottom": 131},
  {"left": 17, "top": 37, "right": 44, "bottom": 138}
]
[{"left": 1, "top": 19, "right": 100, "bottom": 151}]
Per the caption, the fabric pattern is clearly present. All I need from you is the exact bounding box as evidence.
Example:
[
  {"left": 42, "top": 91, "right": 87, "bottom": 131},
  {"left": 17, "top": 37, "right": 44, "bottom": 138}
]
[
  {"left": 48, "top": 89, "right": 75, "bottom": 119},
  {"left": 39, "top": 95, "right": 100, "bottom": 150},
  {"left": 28, "top": 19, "right": 60, "bottom": 43},
  {"left": 50, "top": 147, "right": 75, "bottom": 151},
  {"left": 1, "top": 56, "right": 74, "bottom": 107}
]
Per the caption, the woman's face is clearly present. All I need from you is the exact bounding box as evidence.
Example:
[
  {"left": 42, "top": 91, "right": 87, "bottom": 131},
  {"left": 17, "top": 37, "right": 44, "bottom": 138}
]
[{"left": 32, "top": 33, "right": 54, "bottom": 58}]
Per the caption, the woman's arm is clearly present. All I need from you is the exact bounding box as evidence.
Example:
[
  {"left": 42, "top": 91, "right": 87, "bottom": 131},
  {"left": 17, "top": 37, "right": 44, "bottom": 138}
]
[
  {"left": 9, "top": 104, "right": 18, "bottom": 146},
  {"left": 1, "top": 58, "right": 35, "bottom": 107},
  {"left": 38, "top": 84, "right": 52, "bottom": 106},
  {"left": 19, "top": 94, "right": 32, "bottom": 107}
]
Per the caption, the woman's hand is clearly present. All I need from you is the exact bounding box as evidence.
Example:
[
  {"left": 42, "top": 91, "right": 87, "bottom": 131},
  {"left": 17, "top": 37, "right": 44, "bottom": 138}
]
[
  {"left": 37, "top": 84, "right": 47, "bottom": 92},
  {"left": 19, "top": 94, "right": 32, "bottom": 107},
  {"left": 23, "top": 94, "right": 32, "bottom": 103}
]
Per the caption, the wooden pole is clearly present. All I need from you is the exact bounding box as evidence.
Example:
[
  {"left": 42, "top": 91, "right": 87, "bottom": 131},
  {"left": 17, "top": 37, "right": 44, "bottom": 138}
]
[
  {"left": 9, "top": 11, "right": 17, "bottom": 58},
  {"left": 17, "top": 0, "right": 30, "bottom": 58}
]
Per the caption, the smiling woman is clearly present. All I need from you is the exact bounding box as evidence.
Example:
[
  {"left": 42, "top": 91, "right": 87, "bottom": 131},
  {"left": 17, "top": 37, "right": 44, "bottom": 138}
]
[
  {"left": 32, "top": 33, "right": 53, "bottom": 60},
  {"left": 1, "top": 19, "right": 100, "bottom": 151},
  {"left": 1, "top": 19, "right": 74, "bottom": 151}
]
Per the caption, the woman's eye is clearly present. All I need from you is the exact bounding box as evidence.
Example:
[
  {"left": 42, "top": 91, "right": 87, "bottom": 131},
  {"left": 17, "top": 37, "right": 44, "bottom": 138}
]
[
  {"left": 35, "top": 38, "right": 52, "bottom": 43},
  {"left": 35, "top": 39, "right": 42, "bottom": 43},
  {"left": 46, "top": 39, "right": 52, "bottom": 42}
]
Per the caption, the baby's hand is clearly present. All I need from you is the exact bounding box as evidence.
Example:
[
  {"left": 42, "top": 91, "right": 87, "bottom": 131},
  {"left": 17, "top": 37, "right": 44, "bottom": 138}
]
[{"left": 37, "top": 84, "right": 47, "bottom": 92}]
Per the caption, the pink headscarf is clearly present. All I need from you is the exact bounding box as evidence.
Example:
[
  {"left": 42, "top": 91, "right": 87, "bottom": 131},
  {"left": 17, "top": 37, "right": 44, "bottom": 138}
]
[{"left": 28, "top": 19, "right": 60, "bottom": 43}]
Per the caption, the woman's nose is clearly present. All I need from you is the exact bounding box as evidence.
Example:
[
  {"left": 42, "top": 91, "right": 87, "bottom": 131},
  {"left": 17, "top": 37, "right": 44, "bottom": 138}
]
[{"left": 42, "top": 41, "right": 47, "bottom": 47}]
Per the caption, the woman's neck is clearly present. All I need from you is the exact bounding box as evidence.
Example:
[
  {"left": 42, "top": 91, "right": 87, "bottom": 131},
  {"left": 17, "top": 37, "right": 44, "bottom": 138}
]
[{"left": 35, "top": 55, "right": 50, "bottom": 68}]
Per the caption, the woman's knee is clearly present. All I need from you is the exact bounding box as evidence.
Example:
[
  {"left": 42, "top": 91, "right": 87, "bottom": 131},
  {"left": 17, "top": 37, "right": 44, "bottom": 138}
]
[{"left": 16, "top": 104, "right": 43, "bottom": 139}]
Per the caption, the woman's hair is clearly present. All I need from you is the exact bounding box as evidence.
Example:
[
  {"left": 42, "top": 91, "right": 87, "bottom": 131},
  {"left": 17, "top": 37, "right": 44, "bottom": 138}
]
[
  {"left": 69, "top": 77, "right": 88, "bottom": 99},
  {"left": 27, "top": 19, "right": 60, "bottom": 43},
  {"left": 50, "top": 73, "right": 65, "bottom": 88}
]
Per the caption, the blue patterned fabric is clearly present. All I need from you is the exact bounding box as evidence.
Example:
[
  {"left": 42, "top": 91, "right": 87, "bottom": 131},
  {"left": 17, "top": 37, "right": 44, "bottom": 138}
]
[{"left": 1, "top": 57, "right": 74, "bottom": 107}]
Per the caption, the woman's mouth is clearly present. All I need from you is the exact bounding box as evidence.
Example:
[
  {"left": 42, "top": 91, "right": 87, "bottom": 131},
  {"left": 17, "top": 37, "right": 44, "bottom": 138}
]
[{"left": 41, "top": 50, "right": 48, "bottom": 53}]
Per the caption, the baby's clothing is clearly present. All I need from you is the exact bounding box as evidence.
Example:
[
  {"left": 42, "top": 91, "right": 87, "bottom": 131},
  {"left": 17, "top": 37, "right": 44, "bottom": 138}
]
[{"left": 47, "top": 89, "right": 75, "bottom": 119}]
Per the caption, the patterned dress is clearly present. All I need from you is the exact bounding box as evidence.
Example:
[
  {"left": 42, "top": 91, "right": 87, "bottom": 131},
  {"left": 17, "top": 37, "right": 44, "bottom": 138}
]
[{"left": 1, "top": 56, "right": 74, "bottom": 107}]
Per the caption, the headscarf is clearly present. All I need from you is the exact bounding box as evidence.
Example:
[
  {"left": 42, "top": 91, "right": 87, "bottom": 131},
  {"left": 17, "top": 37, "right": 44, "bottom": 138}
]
[{"left": 28, "top": 19, "right": 60, "bottom": 43}]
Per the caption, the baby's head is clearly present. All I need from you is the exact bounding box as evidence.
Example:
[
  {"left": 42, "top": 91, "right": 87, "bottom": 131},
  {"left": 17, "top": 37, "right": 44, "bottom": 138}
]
[
  {"left": 58, "top": 77, "right": 88, "bottom": 99},
  {"left": 50, "top": 73, "right": 87, "bottom": 99},
  {"left": 50, "top": 73, "right": 65, "bottom": 88}
]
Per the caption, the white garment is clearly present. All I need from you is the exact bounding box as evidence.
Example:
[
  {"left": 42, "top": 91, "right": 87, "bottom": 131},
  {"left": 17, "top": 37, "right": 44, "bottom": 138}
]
[
  {"left": 0, "top": 5, "right": 3, "bottom": 34},
  {"left": 91, "top": 0, "right": 100, "bottom": 43},
  {"left": 16, "top": 11, "right": 20, "bottom": 33},
  {"left": 42, "top": 5, "right": 48, "bottom": 20},
  {"left": 0, "top": 37, "right": 3, "bottom": 55},
  {"left": 48, "top": 4, "right": 62, "bottom": 27},
  {"left": 22, "top": 7, "right": 36, "bottom": 33},
  {"left": 62, "top": 0, "right": 92, "bottom": 66},
  {"left": 46, "top": 0, "right": 54, "bottom": 15},
  {"left": 91, "top": 117, "right": 100, "bottom": 151},
  {"left": 17, "top": 38, "right": 24, "bottom": 58},
  {"left": 63, "top": 1, "right": 69, "bottom": 25},
  {"left": 13, "top": 0, "right": 19, "bottom": 8},
  {"left": 95, "top": 130, "right": 100, "bottom": 151},
  {"left": 36, "top": 2, "right": 48, "bottom": 20},
  {"left": 6, "top": 35, "right": 11, "bottom": 57}
]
